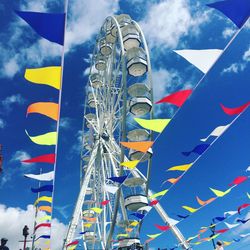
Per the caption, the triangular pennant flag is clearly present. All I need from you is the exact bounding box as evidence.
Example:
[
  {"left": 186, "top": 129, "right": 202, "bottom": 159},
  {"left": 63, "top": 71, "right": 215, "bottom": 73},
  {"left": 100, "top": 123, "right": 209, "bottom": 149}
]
[
  {"left": 27, "top": 102, "right": 59, "bottom": 121},
  {"left": 236, "top": 218, "right": 250, "bottom": 224},
  {"left": 35, "top": 235, "right": 50, "bottom": 241},
  {"left": 246, "top": 166, "right": 250, "bottom": 172},
  {"left": 167, "top": 217, "right": 179, "bottom": 226},
  {"left": 196, "top": 196, "right": 215, "bottom": 206},
  {"left": 131, "top": 212, "right": 145, "bottom": 220},
  {"left": 177, "top": 214, "right": 189, "bottom": 219},
  {"left": 207, "top": 0, "right": 250, "bottom": 28},
  {"left": 66, "top": 240, "right": 79, "bottom": 248},
  {"left": 149, "top": 189, "right": 168, "bottom": 199},
  {"left": 238, "top": 203, "right": 250, "bottom": 214},
  {"left": 121, "top": 160, "right": 139, "bottom": 169},
  {"left": 25, "top": 171, "right": 54, "bottom": 181},
  {"left": 117, "top": 234, "right": 129, "bottom": 238},
  {"left": 240, "top": 233, "right": 250, "bottom": 238},
  {"left": 82, "top": 217, "right": 97, "bottom": 222},
  {"left": 224, "top": 210, "right": 237, "bottom": 217},
  {"left": 182, "top": 205, "right": 199, "bottom": 213},
  {"left": 90, "top": 207, "right": 103, "bottom": 214},
  {"left": 182, "top": 144, "right": 210, "bottom": 156},
  {"left": 37, "top": 215, "right": 51, "bottom": 223},
  {"left": 100, "top": 200, "right": 110, "bottom": 206},
  {"left": 25, "top": 130, "right": 57, "bottom": 146},
  {"left": 247, "top": 192, "right": 250, "bottom": 199},
  {"left": 103, "top": 184, "right": 118, "bottom": 194},
  {"left": 24, "top": 66, "right": 62, "bottom": 89},
  {"left": 22, "top": 153, "right": 56, "bottom": 164},
  {"left": 167, "top": 163, "right": 192, "bottom": 172},
  {"left": 83, "top": 223, "right": 92, "bottom": 228},
  {"left": 35, "top": 223, "right": 51, "bottom": 231},
  {"left": 137, "top": 206, "right": 152, "bottom": 213},
  {"left": 38, "top": 206, "right": 52, "bottom": 213},
  {"left": 220, "top": 102, "right": 250, "bottom": 115},
  {"left": 200, "top": 124, "right": 230, "bottom": 142},
  {"left": 16, "top": 11, "right": 65, "bottom": 45},
  {"left": 224, "top": 222, "right": 240, "bottom": 229},
  {"left": 155, "top": 89, "right": 192, "bottom": 107},
  {"left": 229, "top": 176, "right": 248, "bottom": 186},
  {"left": 165, "top": 176, "right": 181, "bottom": 184},
  {"left": 134, "top": 118, "right": 171, "bottom": 133},
  {"left": 213, "top": 216, "right": 226, "bottom": 222},
  {"left": 154, "top": 224, "right": 171, "bottom": 231},
  {"left": 187, "top": 235, "right": 199, "bottom": 242},
  {"left": 108, "top": 175, "right": 128, "bottom": 184},
  {"left": 223, "top": 241, "right": 233, "bottom": 246},
  {"left": 146, "top": 233, "right": 162, "bottom": 239},
  {"left": 209, "top": 187, "right": 232, "bottom": 197},
  {"left": 120, "top": 141, "right": 153, "bottom": 153},
  {"left": 130, "top": 221, "right": 139, "bottom": 227},
  {"left": 34, "top": 196, "right": 52, "bottom": 206},
  {"left": 174, "top": 49, "right": 223, "bottom": 73},
  {"left": 215, "top": 229, "right": 229, "bottom": 234},
  {"left": 125, "top": 228, "right": 133, "bottom": 233},
  {"left": 149, "top": 200, "right": 159, "bottom": 206},
  {"left": 31, "top": 185, "right": 53, "bottom": 193},
  {"left": 209, "top": 234, "right": 221, "bottom": 240}
]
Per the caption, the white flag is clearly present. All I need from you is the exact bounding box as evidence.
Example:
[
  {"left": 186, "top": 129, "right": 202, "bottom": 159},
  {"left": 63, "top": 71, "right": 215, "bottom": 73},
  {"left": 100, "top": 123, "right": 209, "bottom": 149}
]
[
  {"left": 240, "top": 233, "right": 250, "bottom": 238},
  {"left": 103, "top": 184, "right": 118, "bottom": 194},
  {"left": 137, "top": 206, "right": 152, "bottom": 213},
  {"left": 174, "top": 49, "right": 223, "bottom": 73},
  {"left": 24, "top": 171, "right": 54, "bottom": 181},
  {"left": 224, "top": 210, "right": 238, "bottom": 217},
  {"left": 167, "top": 217, "right": 179, "bottom": 226},
  {"left": 201, "top": 124, "right": 230, "bottom": 142},
  {"left": 246, "top": 166, "right": 250, "bottom": 172},
  {"left": 224, "top": 222, "right": 240, "bottom": 229}
]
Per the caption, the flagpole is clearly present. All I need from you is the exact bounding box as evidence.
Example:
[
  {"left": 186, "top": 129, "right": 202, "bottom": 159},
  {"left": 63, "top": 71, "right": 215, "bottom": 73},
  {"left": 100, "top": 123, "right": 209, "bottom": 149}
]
[
  {"left": 31, "top": 168, "right": 42, "bottom": 250},
  {"left": 49, "top": 0, "right": 69, "bottom": 249}
]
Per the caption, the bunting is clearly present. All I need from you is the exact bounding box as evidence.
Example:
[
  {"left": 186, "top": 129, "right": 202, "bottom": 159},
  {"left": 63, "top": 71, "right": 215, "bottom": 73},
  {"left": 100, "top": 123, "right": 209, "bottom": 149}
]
[
  {"left": 24, "top": 67, "right": 62, "bottom": 90},
  {"left": 154, "top": 224, "right": 171, "bottom": 231},
  {"left": 149, "top": 189, "right": 168, "bottom": 199},
  {"left": 182, "top": 206, "right": 199, "bottom": 213},
  {"left": 155, "top": 89, "right": 192, "bottom": 107},
  {"left": 131, "top": 213, "right": 145, "bottom": 220},
  {"left": 236, "top": 218, "right": 250, "bottom": 224},
  {"left": 196, "top": 196, "right": 215, "bottom": 206},
  {"left": 16, "top": 11, "right": 65, "bottom": 45},
  {"left": 37, "top": 215, "right": 52, "bottom": 223},
  {"left": 25, "top": 130, "right": 57, "bottom": 146},
  {"left": 31, "top": 185, "right": 53, "bottom": 193},
  {"left": 27, "top": 102, "right": 59, "bottom": 121},
  {"left": 182, "top": 144, "right": 210, "bottom": 156},
  {"left": 120, "top": 141, "right": 153, "bottom": 153},
  {"left": 35, "top": 223, "right": 51, "bottom": 231},
  {"left": 34, "top": 196, "right": 52, "bottom": 206},
  {"left": 146, "top": 233, "right": 162, "bottom": 239},
  {"left": 22, "top": 153, "right": 56, "bottom": 164},
  {"left": 100, "top": 200, "right": 110, "bottom": 206},
  {"left": 220, "top": 102, "right": 250, "bottom": 115},
  {"left": 103, "top": 184, "right": 118, "bottom": 194},
  {"left": 238, "top": 203, "right": 250, "bottom": 214},
  {"left": 90, "top": 207, "right": 103, "bottom": 214},
  {"left": 38, "top": 206, "right": 52, "bottom": 213},
  {"left": 224, "top": 222, "right": 240, "bottom": 229},
  {"left": 24, "top": 171, "right": 54, "bottom": 181},
  {"left": 66, "top": 240, "right": 79, "bottom": 248},
  {"left": 120, "top": 160, "right": 139, "bottom": 169},
  {"left": 229, "top": 176, "right": 248, "bottom": 186},
  {"left": 35, "top": 235, "right": 50, "bottom": 241},
  {"left": 108, "top": 175, "right": 128, "bottom": 184},
  {"left": 207, "top": 0, "right": 250, "bottom": 28},
  {"left": 167, "top": 163, "right": 192, "bottom": 172},
  {"left": 200, "top": 124, "right": 230, "bottom": 142},
  {"left": 209, "top": 187, "right": 232, "bottom": 197},
  {"left": 134, "top": 118, "right": 171, "bottom": 133},
  {"left": 174, "top": 49, "right": 223, "bottom": 73}
]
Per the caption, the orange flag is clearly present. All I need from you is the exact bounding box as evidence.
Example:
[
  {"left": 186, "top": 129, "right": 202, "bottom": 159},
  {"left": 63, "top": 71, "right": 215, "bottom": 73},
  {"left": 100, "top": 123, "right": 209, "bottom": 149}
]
[
  {"left": 27, "top": 102, "right": 59, "bottom": 121},
  {"left": 38, "top": 206, "right": 52, "bottom": 213},
  {"left": 196, "top": 196, "right": 216, "bottom": 206},
  {"left": 120, "top": 141, "right": 153, "bottom": 153},
  {"left": 166, "top": 176, "right": 182, "bottom": 184}
]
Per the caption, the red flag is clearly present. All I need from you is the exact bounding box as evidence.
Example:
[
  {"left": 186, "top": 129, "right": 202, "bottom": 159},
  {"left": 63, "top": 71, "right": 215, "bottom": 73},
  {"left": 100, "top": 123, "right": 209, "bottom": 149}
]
[
  {"left": 100, "top": 200, "right": 110, "bottom": 206},
  {"left": 154, "top": 224, "right": 171, "bottom": 231},
  {"left": 229, "top": 176, "right": 248, "bottom": 186},
  {"left": 66, "top": 240, "right": 79, "bottom": 247},
  {"left": 215, "top": 229, "right": 229, "bottom": 234},
  {"left": 35, "top": 223, "right": 51, "bottom": 231},
  {"left": 149, "top": 200, "right": 159, "bottom": 206},
  {"left": 155, "top": 89, "right": 192, "bottom": 107},
  {"left": 22, "top": 153, "right": 56, "bottom": 164},
  {"left": 238, "top": 203, "right": 250, "bottom": 214},
  {"left": 220, "top": 101, "right": 250, "bottom": 115}
]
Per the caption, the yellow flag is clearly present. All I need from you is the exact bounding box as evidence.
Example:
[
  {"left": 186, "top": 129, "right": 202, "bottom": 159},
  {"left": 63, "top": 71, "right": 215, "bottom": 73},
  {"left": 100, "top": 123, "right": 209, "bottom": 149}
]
[
  {"left": 121, "top": 160, "right": 140, "bottom": 169},
  {"left": 91, "top": 207, "right": 103, "bottom": 214},
  {"left": 182, "top": 205, "right": 199, "bottom": 213},
  {"left": 134, "top": 118, "right": 171, "bottom": 133},
  {"left": 25, "top": 66, "right": 61, "bottom": 90},
  {"left": 223, "top": 241, "right": 233, "bottom": 246},
  {"left": 130, "top": 221, "right": 139, "bottom": 227},
  {"left": 84, "top": 223, "right": 92, "bottom": 228},
  {"left": 34, "top": 196, "right": 52, "bottom": 206},
  {"left": 209, "top": 187, "right": 232, "bottom": 197},
  {"left": 146, "top": 233, "right": 162, "bottom": 239},
  {"left": 25, "top": 130, "right": 57, "bottom": 146},
  {"left": 193, "top": 242, "right": 202, "bottom": 245},
  {"left": 167, "top": 163, "right": 192, "bottom": 172},
  {"left": 187, "top": 235, "right": 199, "bottom": 241},
  {"left": 117, "top": 234, "right": 129, "bottom": 238},
  {"left": 209, "top": 234, "right": 220, "bottom": 240},
  {"left": 149, "top": 189, "right": 168, "bottom": 199},
  {"left": 37, "top": 215, "right": 51, "bottom": 222},
  {"left": 68, "top": 246, "right": 77, "bottom": 250}
]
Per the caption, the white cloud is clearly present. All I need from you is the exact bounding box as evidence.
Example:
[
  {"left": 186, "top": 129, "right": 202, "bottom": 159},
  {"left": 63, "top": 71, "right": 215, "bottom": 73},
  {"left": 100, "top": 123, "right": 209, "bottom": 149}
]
[
  {"left": 0, "top": 204, "right": 67, "bottom": 250},
  {"left": 0, "top": 118, "right": 6, "bottom": 129},
  {"left": 140, "top": 0, "right": 211, "bottom": 49},
  {"left": 222, "top": 27, "right": 235, "bottom": 39},
  {"left": 59, "top": 117, "right": 72, "bottom": 130},
  {"left": 1, "top": 94, "right": 26, "bottom": 113},
  {"left": 243, "top": 47, "right": 250, "bottom": 62}
]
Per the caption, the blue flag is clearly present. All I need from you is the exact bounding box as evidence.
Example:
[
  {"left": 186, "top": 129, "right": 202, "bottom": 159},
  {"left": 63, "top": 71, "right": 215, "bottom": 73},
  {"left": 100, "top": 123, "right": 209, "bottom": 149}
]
[
  {"left": 207, "top": 0, "right": 250, "bottom": 28},
  {"left": 108, "top": 175, "right": 128, "bottom": 184},
  {"left": 236, "top": 218, "right": 250, "bottom": 224},
  {"left": 15, "top": 11, "right": 65, "bottom": 45},
  {"left": 177, "top": 214, "right": 189, "bottom": 219},
  {"left": 131, "top": 213, "right": 145, "bottom": 220},
  {"left": 212, "top": 216, "right": 226, "bottom": 222},
  {"left": 31, "top": 185, "right": 53, "bottom": 193},
  {"left": 35, "top": 235, "right": 50, "bottom": 241},
  {"left": 182, "top": 144, "right": 210, "bottom": 156}
]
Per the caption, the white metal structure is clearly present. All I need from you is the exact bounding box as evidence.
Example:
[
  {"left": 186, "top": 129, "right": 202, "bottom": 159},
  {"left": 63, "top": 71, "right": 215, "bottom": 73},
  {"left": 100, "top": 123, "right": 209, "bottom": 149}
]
[{"left": 63, "top": 14, "right": 191, "bottom": 250}]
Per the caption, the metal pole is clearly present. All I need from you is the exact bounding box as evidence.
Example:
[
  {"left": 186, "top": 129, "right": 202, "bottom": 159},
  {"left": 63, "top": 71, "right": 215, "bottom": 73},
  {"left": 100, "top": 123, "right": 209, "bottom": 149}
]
[
  {"left": 210, "top": 223, "right": 216, "bottom": 249},
  {"left": 23, "top": 236, "right": 27, "bottom": 250}
]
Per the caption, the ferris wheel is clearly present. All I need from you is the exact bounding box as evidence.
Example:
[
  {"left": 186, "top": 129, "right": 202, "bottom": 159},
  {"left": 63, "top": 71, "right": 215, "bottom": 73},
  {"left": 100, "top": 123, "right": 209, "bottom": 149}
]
[{"left": 63, "top": 14, "right": 190, "bottom": 250}]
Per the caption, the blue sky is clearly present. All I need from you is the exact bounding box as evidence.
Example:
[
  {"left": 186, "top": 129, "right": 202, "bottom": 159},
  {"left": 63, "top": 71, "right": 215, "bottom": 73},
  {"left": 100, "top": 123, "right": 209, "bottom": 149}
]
[{"left": 0, "top": 0, "right": 249, "bottom": 249}]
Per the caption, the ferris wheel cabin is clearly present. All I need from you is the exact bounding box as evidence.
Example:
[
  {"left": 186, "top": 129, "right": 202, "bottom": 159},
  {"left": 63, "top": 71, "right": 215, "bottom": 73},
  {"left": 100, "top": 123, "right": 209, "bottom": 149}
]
[{"left": 117, "top": 238, "right": 143, "bottom": 250}]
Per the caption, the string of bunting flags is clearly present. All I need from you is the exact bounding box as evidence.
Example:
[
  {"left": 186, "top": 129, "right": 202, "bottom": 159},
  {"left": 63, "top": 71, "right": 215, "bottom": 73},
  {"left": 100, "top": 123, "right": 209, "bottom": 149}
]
[
  {"left": 107, "top": 0, "right": 250, "bottom": 244},
  {"left": 15, "top": 5, "right": 67, "bottom": 250}
]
